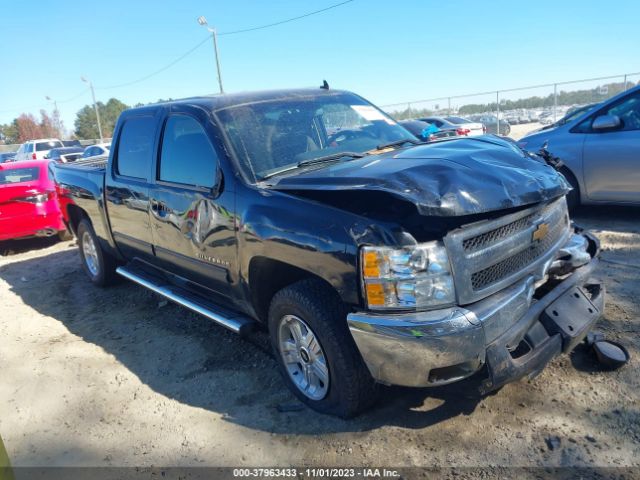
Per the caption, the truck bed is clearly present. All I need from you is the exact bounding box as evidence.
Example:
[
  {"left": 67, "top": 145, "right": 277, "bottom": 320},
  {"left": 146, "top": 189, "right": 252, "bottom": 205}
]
[{"left": 56, "top": 155, "right": 108, "bottom": 171}]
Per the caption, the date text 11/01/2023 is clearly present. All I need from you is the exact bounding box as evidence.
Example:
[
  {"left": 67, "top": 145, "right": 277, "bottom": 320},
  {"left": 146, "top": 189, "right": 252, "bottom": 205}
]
[{"left": 232, "top": 468, "right": 400, "bottom": 478}]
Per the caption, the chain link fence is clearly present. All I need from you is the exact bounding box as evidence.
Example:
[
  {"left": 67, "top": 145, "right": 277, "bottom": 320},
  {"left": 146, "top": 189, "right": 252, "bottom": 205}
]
[{"left": 380, "top": 71, "right": 640, "bottom": 138}]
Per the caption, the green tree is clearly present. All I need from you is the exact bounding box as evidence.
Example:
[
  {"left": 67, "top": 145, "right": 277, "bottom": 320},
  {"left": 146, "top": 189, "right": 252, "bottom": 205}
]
[
  {"left": 74, "top": 98, "right": 129, "bottom": 139},
  {"left": 0, "top": 121, "right": 20, "bottom": 144}
]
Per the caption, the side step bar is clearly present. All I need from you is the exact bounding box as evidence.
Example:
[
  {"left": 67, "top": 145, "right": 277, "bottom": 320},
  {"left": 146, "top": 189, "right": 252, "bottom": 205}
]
[{"left": 116, "top": 266, "right": 255, "bottom": 336}]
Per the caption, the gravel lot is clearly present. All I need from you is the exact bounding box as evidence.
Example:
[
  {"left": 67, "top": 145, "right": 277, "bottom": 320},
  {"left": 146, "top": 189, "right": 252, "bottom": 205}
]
[{"left": 0, "top": 206, "right": 638, "bottom": 472}]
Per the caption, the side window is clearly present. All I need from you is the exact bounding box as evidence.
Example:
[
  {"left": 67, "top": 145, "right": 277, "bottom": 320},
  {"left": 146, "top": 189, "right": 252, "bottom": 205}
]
[
  {"left": 158, "top": 114, "right": 218, "bottom": 188},
  {"left": 575, "top": 92, "right": 640, "bottom": 133},
  {"left": 116, "top": 116, "right": 156, "bottom": 179},
  {"left": 605, "top": 93, "right": 640, "bottom": 132}
]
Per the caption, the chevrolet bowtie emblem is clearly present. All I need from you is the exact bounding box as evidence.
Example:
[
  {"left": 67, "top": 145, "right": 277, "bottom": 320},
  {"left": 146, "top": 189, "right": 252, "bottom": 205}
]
[{"left": 532, "top": 222, "right": 550, "bottom": 242}]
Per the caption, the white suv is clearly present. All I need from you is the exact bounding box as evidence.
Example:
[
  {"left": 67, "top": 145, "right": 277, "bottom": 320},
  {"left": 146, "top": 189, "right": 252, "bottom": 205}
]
[{"left": 15, "top": 138, "right": 64, "bottom": 161}]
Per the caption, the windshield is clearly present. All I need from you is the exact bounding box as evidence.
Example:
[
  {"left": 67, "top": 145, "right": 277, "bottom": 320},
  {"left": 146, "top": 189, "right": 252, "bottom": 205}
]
[
  {"left": 445, "top": 116, "right": 469, "bottom": 124},
  {"left": 557, "top": 104, "right": 597, "bottom": 125},
  {"left": 216, "top": 92, "right": 415, "bottom": 182}
]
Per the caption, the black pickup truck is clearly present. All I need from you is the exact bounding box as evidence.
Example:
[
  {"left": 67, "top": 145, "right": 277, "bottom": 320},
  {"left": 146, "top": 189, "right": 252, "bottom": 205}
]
[{"left": 53, "top": 88, "right": 604, "bottom": 417}]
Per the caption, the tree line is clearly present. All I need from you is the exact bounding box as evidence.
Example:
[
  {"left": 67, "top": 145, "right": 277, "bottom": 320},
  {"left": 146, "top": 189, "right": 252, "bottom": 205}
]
[
  {"left": 389, "top": 80, "right": 639, "bottom": 120},
  {"left": 0, "top": 98, "right": 172, "bottom": 145}
]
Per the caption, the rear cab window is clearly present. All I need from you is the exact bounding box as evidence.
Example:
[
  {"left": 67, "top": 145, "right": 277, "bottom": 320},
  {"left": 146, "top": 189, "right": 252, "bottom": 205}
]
[
  {"left": 115, "top": 116, "right": 157, "bottom": 179},
  {"left": 36, "top": 141, "right": 63, "bottom": 151}
]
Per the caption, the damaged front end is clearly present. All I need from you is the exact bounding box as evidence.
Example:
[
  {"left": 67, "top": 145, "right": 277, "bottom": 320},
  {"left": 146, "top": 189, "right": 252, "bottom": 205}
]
[{"left": 347, "top": 196, "right": 604, "bottom": 391}]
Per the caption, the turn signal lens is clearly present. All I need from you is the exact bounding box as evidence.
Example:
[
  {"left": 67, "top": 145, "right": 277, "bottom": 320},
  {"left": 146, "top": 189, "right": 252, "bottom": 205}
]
[
  {"left": 363, "top": 251, "right": 380, "bottom": 277},
  {"left": 365, "top": 283, "right": 385, "bottom": 306}
]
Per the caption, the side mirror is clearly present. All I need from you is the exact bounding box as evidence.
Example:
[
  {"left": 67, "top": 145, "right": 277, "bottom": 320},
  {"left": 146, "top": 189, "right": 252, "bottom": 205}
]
[{"left": 592, "top": 114, "right": 621, "bottom": 131}]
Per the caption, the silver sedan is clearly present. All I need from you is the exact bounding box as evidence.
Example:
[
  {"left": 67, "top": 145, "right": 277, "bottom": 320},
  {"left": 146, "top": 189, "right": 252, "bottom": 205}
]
[{"left": 518, "top": 85, "right": 640, "bottom": 207}]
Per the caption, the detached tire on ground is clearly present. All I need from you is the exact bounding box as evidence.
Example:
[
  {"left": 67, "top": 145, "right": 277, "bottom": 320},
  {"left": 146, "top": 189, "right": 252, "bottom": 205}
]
[
  {"left": 268, "top": 278, "right": 379, "bottom": 418},
  {"left": 77, "top": 218, "right": 118, "bottom": 287}
]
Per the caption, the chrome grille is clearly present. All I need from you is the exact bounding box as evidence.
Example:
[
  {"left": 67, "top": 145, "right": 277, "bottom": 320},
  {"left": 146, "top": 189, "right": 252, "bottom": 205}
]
[
  {"left": 462, "top": 214, "right": 535, "bottom": 252},
  {"left": 444, "top": 197, "right": 571, "bottom": 305}
]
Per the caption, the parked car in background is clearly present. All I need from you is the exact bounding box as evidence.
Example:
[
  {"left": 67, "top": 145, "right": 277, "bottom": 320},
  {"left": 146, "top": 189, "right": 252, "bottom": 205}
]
[
  {"left": 83, "top": 143, "right": 110, "bottom": 159},
  {"left": 532, "top": 103, "right": 600, "bottom": 133},
  {"left": 14, "top": 139, "right": 64, "bottom": 161},
  {"left": 45, "top": 146, "right": 85, "bottom": 163},
  {"left": 0, "top": 160, "right": 68, "bottom": 241},
  {"left": 399, "top": 120, "right": 458, "bottom": 142},
  {"left": 518, "top": 85, "right": 640, "bottom": 207},
  {"left": 470, "top": 115, "right": 511, "bottom": 136},
  {"left": 419, "top": 116, "right": 475, "bottom": 136},
  {"left": 444, "top": 116, "right": 485, "bottom": 136},
  {"left": 0, "top": 152, "right": 16, "bottom": 163},
  {"left": 62, "top": 139, "right": 82, "bottom": 147}
]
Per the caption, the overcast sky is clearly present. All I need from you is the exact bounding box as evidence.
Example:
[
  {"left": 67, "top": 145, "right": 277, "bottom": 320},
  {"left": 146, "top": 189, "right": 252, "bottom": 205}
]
[{"left": 1, "top": 0, "right": 639, "bottom": 130}]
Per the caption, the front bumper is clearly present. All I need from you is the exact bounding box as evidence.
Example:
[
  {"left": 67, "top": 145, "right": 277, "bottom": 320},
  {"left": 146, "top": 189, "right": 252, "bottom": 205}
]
[{"left": 347, "top": 231, "right": 604, "bottom": 389}]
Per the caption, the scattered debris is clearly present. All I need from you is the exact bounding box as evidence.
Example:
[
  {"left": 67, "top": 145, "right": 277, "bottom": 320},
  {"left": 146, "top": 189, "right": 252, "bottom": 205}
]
[{"left": 545, "top": 436, "right": 561, "bottom": 451}]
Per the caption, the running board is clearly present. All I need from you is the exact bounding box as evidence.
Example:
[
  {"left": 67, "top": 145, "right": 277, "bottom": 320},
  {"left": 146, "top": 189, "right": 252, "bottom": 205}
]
[{"left": 116, "top": 266, "right": 255, "bottom": 336}]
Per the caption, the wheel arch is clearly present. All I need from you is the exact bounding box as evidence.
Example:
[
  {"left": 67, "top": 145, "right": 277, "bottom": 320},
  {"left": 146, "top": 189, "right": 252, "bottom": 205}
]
[{"left": 248, "top": 256, "right": 344, "bottom": 323}]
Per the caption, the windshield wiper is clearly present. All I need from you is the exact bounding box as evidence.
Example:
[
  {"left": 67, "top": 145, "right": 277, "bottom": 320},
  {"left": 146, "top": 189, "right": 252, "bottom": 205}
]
[
  {"left": 297, "top": 151, "right": 366, "bottom": 167},
  {"left": 376, "top": 138, "right": 421, "bottom": 150},
  {"left": 259, "top": 151, "right": 366, "bottom": 181}
]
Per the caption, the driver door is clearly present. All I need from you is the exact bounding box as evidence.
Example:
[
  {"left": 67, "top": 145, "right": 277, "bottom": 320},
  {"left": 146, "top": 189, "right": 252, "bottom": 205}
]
[{"left": 582, "top": 90, "right": 640, "bottom": 203}]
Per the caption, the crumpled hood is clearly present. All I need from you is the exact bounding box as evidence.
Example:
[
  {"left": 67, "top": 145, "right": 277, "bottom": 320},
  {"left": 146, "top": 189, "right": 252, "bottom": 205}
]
[{"left": 270, "top": 136, "right": 570, "bottom": 216}]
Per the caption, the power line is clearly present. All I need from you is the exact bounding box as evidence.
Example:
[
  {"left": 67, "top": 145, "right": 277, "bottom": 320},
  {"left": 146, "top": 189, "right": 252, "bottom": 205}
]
[
  {"left": 0, "top": 88, "right": 89, "bottom": 115},
  {"left": 58, "top": 88, "right": 91, "bottom": 103},
  {"left": 95, "top": 0, "right": 355, "bottom": 90},
  {"left": 95, "top": 35, "right": 211, "bottom": 90},
  {"left": 218, "top": 0, "right": 355, "bottom": 36},
  {"left": 2, "top": 0, "right": 356, "bottom": 111}
]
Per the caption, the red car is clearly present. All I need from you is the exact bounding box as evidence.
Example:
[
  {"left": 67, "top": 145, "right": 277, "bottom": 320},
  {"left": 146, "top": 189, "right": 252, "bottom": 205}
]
[{"left": 0, "top": 160, "right": 68, "bottom": 241}]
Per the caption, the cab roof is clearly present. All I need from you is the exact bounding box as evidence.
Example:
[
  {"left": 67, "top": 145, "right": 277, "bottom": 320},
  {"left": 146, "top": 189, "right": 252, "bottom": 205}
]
[{"left": 125, "top": 88, "right": 352, "bottom": 116}]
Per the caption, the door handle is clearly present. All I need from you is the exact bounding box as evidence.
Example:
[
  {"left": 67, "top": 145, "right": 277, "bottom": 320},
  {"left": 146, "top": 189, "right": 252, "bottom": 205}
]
[{"left": 150, "top": 199, "right": 168, "bottom": 216}]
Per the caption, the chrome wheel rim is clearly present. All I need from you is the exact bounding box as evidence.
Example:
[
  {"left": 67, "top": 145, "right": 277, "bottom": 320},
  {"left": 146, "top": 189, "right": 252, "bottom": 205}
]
[
  {"left": 277, "top": 315, "right": 329, "bottom": 401},
  {"left": 82, "top": 231, "right": 99, "bottom": 276}
]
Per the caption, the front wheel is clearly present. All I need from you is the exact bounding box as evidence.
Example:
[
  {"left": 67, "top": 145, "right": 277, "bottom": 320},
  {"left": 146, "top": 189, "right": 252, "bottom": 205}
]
[
  {"left": 268, "top": 279, "right": 378, "bottom": 418},
  {"left": 77, "top": 218, "right": 118, "bottom": 287}
]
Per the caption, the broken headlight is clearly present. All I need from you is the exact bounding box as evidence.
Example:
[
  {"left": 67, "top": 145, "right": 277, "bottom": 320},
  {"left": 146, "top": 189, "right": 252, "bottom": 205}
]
[{"left": 361, "top": 241, "right": 455, "bottom": 311}]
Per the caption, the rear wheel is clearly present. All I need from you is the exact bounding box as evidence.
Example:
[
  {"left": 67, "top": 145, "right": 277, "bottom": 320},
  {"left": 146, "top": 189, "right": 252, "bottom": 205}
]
[
  {"left": 268, "top": 278, "right": 378, "bottom": 418},
  {"left": 77, "top": 219, "right": 118, "bottom": 287}
]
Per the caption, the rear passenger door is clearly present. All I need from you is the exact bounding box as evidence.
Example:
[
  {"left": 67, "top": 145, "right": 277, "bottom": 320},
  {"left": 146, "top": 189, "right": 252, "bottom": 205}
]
[
  {"left": 105, "top": 111, "right": 162, "bottom": 261},
  {"left": 148, "top": 105, "right": 236, "bottom": 300}
]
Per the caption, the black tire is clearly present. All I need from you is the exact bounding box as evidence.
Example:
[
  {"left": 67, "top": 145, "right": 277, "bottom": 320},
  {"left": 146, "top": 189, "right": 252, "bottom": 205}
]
[
  {"left": 560, "top": 168, "right": 580, "bottom": 211},
  {"left": 77, "top": 218, "right": 118, "bottom": 287},
  {"left": 268, "top": 278, "right": 379, "bottom": 418}
]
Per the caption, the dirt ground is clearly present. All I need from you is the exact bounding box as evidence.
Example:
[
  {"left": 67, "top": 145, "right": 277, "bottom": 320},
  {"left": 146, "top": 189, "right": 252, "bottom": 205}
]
[
  {"left": 508, "top": 122, "right": 543, "bottom": 140},
  {"left": 0, "top": 206, "right": 638, "bottom": 472}
]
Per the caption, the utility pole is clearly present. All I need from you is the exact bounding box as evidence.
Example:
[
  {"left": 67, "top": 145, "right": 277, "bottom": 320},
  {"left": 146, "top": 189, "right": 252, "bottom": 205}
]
[
  {"left": 45, "top": 96, "right": 62, "bottom": 137},
  {"left": 81, "top": 76, "right": 104, "bottom": 142},
  {"left": 553, "top": 83, "right": 558, "bottom": 123},
  {"left": 496, "top": 91, "right": 500, "bottom": 135},
  {"left": 197, "top": 16, "right": 225, "bottom": 94}
]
